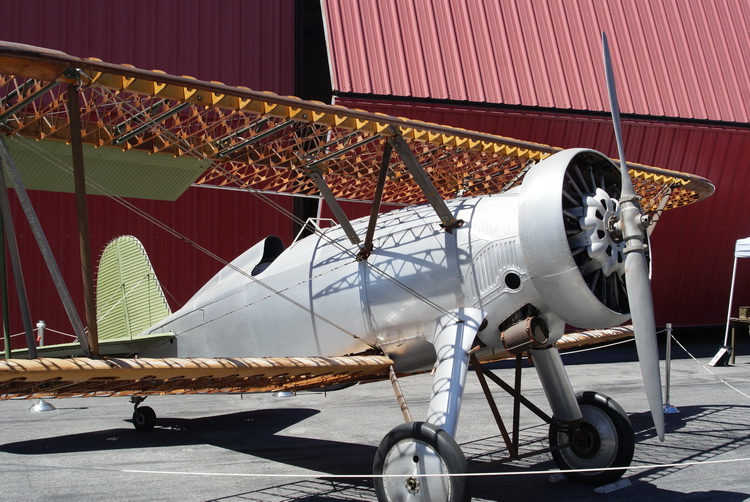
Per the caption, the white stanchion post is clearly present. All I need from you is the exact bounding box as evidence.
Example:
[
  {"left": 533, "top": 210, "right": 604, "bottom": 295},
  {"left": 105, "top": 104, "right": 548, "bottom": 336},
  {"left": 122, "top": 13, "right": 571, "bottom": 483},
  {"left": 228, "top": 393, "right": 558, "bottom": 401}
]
[
  {"left": 36, "top": 320, "right": 45, "bottom": 346},
  {"left": 663, "top": 323, "right": 679, "bottom": 414},
  {"left": 29, "top": 320, "right": 54, "bottom": 412}
]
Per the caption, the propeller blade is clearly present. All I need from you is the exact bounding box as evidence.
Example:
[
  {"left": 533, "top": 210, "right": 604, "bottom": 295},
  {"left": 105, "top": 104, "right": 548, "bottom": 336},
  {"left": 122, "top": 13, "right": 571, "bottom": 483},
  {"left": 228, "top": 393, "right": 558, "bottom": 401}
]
[
  {"left": 624, "top": 250, "right": 664, "bottom": 441},
  {"left": 602, "top": 32, "right": 665, "bottom": 441},
  {"left": 601, "top": 33, "right": 634, "bottom": 198}
]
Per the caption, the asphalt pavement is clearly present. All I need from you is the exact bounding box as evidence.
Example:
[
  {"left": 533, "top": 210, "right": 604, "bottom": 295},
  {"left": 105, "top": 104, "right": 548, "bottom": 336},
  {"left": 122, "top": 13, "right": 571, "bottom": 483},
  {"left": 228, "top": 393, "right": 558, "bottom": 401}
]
[{"left": 1, "top": 331, "right": 749, "bottom": 501}]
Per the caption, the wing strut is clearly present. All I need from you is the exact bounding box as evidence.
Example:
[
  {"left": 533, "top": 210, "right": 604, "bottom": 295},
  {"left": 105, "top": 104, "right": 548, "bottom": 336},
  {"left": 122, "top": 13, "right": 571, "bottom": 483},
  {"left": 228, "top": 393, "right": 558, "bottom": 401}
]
[
  {"left": 387, "top": 129, "right": 463, "bottom": 232},
  {"left": 359, "top": 141, "right": 392, "bottom": 260},
  {"left": 0, "top": 145, "right": 37, "bottom": 358},
  {"left": 67, "top": 81, "right": 99, "bottom": 356},
  {"left": 646, "top": 185, "right": 673, "bottom": 237},
  {"left": 307, "top": 170, "right": 362, "bottom": 246},
  {"left": 0, "top": 137, "right": 90, "bottom": 357}
]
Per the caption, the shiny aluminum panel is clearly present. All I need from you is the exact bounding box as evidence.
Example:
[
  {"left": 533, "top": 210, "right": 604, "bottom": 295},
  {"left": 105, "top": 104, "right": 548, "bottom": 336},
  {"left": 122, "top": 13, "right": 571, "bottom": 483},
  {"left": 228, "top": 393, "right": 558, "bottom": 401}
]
[{"left": 334, "top": 96, "right": 748, "bottom": 327}]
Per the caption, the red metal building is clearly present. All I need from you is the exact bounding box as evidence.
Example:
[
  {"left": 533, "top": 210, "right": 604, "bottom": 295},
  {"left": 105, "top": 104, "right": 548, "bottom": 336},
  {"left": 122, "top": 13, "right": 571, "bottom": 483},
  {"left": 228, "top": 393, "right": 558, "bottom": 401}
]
[
  {"left": 0, "top": 1, "right": 747, "bottom": 349},
  {"left": 0, "top": 0, "right": 299, "bottom": 346},
  {"left": 323, "top": 0, "right": 750, "bottom": 327}
]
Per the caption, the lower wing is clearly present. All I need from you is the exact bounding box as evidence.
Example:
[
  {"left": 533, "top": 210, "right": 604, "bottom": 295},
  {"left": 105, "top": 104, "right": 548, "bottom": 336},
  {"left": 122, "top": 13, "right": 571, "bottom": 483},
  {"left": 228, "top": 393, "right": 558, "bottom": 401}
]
[
  {"left": 0, "top": 355, "right": 393, "bottom": 399},
  {"left": 0, "top": 326, "right": 632, "bottom": 400}
]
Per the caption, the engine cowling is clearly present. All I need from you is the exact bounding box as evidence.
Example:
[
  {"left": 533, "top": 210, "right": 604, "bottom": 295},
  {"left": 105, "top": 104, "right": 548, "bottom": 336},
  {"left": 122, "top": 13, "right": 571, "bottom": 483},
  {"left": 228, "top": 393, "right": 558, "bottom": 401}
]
[{"left": 519, "top": 149, "right": 633, "bottom": 328}]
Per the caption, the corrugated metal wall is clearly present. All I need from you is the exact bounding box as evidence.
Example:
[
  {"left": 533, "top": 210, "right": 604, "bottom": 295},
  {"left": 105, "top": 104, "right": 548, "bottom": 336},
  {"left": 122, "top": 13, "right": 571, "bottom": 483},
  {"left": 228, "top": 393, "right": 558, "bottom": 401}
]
[
  {"left": 324, "top": 0, "right": 750, "bottom": 123},
  {"left": 322, "top": 0, "right": 750, "bottom": 327},
  {"left": 2, "top": 0, "right": 295, "bottom": 89},
  {"left": 1, "top": 0, "right": 297, "bottom": 346},
  {"left": 335, "top": 97, "right": 750, "bottom": 327}
]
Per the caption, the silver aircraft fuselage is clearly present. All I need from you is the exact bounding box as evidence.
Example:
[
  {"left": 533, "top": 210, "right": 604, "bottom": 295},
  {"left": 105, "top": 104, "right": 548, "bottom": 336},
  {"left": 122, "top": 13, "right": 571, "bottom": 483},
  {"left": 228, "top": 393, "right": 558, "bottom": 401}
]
[{"left": 140, "top": 149, "right": 630, "bottom": 372}]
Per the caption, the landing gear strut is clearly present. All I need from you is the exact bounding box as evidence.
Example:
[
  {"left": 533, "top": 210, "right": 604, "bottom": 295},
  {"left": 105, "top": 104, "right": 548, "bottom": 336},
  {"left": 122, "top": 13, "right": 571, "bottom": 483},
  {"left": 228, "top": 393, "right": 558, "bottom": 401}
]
[
  {"left": 471, "top": 351, "right": 635, "bottom": 485},
  {"left": 374, "top": 308, "right": 482, "bottom": 501},
  {"left": 130, "top": 396, "right": 156, "bottom": 432}
]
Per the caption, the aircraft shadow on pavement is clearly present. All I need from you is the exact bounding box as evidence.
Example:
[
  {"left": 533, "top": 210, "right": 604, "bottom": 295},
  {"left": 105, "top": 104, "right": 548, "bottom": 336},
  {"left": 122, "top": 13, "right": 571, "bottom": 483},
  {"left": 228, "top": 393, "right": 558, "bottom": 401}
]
[
  {"left": 3, "top": 403, "right": 749, "bottom": 501},
  {"left": 462, "top": 403, "right": 750, "bottom": 502},
  {"left": 0, "top": 407, "right": 373, "bottom": 476},
  {"left": 204, "top": 403, "right": 750, "bottom": 502},
  {"left": 624, "top": 403, "right": 750, "bottom": 500},
  {"left": 1, "top": 406, "right": 382, "bottom": 499}
]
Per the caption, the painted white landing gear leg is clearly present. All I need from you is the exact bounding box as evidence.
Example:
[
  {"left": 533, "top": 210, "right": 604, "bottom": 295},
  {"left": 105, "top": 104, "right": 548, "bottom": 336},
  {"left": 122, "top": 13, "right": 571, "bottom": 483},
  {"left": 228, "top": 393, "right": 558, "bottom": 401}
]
[{"left": 373, "top": 308, "right": 484, "bottom": 502}]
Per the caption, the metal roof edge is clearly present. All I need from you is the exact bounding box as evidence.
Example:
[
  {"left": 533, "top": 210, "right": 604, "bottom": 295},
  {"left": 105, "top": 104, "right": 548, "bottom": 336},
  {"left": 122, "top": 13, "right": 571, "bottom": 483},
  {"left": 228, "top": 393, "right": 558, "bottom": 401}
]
[{"left": 333, "top": 91, "right": 750, "bottom": 133}]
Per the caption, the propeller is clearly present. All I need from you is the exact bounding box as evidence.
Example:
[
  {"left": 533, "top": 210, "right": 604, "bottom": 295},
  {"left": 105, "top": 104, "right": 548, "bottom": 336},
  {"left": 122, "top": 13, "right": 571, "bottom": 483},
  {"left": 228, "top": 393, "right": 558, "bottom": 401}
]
[{"left": 602, "top": 32, "right": 665, "bottom": 441}]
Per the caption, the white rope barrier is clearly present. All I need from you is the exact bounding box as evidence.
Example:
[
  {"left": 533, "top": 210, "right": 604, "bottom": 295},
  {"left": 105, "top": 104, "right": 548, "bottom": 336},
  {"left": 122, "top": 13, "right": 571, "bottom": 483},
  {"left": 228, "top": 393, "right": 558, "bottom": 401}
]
[
  {"left": 123, "top": 456, "right": 750, "bottom": 478},
  {"left": 1, "top": 326, "right": 77, "bottom": 352},
  {"left": 670, "top": 333, "right": 750, "bottom": 400},
  {"left": 43, "top": 327, "right": 77, "bottom": 339},
  {"left": 3, "top": 456, "right": 750, "bottom": 480},
  {"left": 559, "top": 327, "right": 750, "bottom": 402}
]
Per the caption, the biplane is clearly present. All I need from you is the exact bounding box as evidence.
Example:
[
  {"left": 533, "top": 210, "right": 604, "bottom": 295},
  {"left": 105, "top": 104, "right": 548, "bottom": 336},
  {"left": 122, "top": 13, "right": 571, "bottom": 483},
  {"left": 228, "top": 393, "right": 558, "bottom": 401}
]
[{"left": 0, "top": 37, "right": 713, "bottom": 501}]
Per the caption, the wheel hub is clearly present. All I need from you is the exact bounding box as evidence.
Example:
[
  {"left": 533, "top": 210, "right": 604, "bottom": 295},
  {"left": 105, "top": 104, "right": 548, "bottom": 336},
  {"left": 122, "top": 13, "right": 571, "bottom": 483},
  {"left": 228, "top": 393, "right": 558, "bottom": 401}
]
[
  {"left": 373, "top": 422, "right": 469, "bottom": 501},
  {"left": 382, "top": 439, "right": 449, "bottom": 499},
  {"left": 405, "top": 475, "right": 419, "bottom": 494},
  {"left": 570, "top": 422, "right": 601, "bottom": 460}
]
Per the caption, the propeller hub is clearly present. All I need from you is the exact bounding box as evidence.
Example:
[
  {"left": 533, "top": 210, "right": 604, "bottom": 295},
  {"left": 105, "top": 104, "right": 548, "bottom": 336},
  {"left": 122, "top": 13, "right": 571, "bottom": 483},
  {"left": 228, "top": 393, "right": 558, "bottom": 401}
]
[
  {"left": 619, "top": 199, "right": 650, "bottom": 254},
  {"left": 580, "top": 187, "right": 626, "bottom": 277}
]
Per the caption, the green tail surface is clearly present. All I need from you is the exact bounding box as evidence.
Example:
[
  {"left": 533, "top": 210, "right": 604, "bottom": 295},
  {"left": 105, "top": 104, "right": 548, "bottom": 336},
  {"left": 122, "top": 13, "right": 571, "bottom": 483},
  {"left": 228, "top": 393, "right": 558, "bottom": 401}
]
[
  {"left": 96, "top": 235, "right": 172, "bottom": 341},
  {"left": 6, "top": 236, "right": 173, "bottom": 358}
]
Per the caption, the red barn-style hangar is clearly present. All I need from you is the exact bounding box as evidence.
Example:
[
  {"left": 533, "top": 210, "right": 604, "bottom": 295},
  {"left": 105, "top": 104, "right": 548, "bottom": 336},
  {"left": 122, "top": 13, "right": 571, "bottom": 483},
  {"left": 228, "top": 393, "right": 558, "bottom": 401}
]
[{"left": 0, "top": 0, "right": 747, "bottom": 347}]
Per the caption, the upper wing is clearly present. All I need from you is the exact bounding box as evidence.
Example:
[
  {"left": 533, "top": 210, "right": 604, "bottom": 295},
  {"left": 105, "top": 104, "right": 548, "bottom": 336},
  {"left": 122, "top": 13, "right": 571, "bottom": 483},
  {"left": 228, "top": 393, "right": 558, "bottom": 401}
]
[
  {"left": 0, "top": 42, "right": 713, "bottom": 211},
  {"left": 0, "top": 354, "right": 393, "bottom": 399}
]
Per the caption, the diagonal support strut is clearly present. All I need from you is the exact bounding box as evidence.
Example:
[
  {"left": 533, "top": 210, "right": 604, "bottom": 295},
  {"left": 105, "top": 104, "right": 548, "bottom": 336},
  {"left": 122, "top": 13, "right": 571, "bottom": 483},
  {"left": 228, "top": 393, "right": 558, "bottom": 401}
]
[
  {"left": 68, "top": 83, "right": 99, "bottom": 356},
  {"left": 387, "top": 129, "right": 463, "bottom": 232},
  {"left": 358, "top": 141, "right": 392, "bottom": 260},
  {"left": 0, "top": 149, "right": 37, "bottom": 358},
  {"left": 307, "top": 170, "right": 361, "bottom": 246},
  {"left": 0, "top": 137, "right": 90, "bottom": 357}
]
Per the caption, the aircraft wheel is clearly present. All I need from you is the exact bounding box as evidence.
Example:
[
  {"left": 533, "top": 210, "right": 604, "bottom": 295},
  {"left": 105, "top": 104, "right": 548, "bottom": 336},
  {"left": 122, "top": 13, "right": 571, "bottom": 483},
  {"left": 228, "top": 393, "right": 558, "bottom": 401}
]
[
  {"left": 133, "top": 405, "right": 157, "bottom": 432},
  {"left": 373, "top": 421, "right": 469, "bottom": 502},
  {"left": 549, "top": 391, "right": 634, "bottom": 485}
]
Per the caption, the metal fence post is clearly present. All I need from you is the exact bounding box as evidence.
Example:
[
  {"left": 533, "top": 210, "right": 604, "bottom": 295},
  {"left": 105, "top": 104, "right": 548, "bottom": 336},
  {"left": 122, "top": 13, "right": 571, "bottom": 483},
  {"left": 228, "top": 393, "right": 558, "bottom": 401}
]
[{"left": 663, "top": 322, "right": 679, "bottom": 414}]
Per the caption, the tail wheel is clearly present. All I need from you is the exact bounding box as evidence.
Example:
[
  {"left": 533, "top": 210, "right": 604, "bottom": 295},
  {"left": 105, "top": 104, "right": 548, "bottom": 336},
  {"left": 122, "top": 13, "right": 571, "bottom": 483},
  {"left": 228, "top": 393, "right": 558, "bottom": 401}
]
[
  {"left": 549, "top": 391, "right": 634, "bottom": 485},
  {"left": 133, "top": 405, "right": 157, "bottom": 432},
  {"left": 373, "top": 422, "right": 469, "bottom": 502}
]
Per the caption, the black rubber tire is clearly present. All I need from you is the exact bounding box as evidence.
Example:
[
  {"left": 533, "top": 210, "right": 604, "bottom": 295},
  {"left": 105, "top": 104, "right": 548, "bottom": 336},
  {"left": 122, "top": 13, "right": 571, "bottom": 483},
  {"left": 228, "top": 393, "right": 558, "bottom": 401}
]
[
  {"left": 132, "top": 405, "right": 157, "bottom": 432},
  {"left": 373, "top": 422, "right": 469, "bottom": 502},
  {"left": 549, "top": 391, "right": 634, "bottom": 485}
]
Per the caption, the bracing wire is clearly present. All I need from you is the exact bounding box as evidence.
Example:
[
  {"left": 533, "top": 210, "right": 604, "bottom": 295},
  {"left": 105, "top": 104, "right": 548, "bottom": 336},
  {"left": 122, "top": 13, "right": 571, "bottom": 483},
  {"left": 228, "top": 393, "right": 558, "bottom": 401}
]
[
  {"left": 79, "top": 79, "right": 457, "bottom": 322},
  {"left": 6, "top": 76, "right": 463, "bottom": 347},
  {"left": 7, "top": 133, "right": 373, "bottom": 347}
]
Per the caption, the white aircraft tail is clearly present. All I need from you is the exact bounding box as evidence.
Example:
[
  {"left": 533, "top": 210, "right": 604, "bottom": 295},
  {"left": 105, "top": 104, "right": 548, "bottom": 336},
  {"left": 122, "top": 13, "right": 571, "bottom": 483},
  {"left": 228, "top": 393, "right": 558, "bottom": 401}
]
[{"left": 96, "top": 235, "right": 171, "bottom": 341}]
